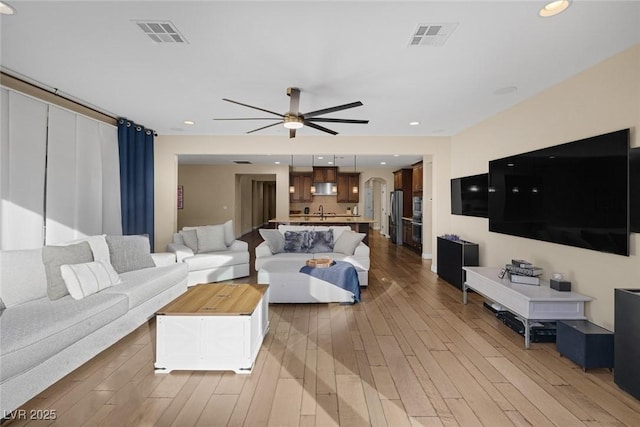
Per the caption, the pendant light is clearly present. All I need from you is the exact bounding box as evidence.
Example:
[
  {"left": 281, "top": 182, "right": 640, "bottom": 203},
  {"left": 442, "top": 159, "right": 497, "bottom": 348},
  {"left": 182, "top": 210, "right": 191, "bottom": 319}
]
[
  {"left": 310, "top": 155, "right": 316, "bottom": 194},
  {"left": 331, "top": 155, "right": 338, "bottom": 194},
  {"left": 289, "top": 155, "right": 295, "bottom": 193},
  {"left": 352, "top": 155, "right": 358, "bottom": 194}
]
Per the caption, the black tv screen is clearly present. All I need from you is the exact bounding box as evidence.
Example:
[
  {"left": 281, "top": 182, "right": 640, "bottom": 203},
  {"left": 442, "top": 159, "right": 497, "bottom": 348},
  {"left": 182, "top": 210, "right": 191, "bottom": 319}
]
[
  {"left": 489, "top": 129, "right": 630, "bottom": 256},
  {"left": 631, "top": 147, "right": 640, "bottom": 233},
  {"left": 451, "top": 173, "right": 488, "bottom": 218}
]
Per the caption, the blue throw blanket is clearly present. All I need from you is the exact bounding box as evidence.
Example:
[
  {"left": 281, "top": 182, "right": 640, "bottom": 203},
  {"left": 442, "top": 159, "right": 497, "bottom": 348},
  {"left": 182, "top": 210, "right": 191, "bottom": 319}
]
[{"left": 299, "top": 260, "right": 361, "bottom": 303}]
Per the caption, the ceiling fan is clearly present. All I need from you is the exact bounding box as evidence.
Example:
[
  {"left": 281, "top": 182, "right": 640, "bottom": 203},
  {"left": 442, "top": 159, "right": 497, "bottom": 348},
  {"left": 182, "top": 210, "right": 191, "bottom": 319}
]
[{"left": 214, "top": 87, "right": 369, "bottom": 139}]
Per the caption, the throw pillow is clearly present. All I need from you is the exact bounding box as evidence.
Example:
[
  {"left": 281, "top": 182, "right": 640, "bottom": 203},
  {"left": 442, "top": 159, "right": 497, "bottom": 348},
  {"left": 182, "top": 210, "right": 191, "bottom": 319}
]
[
  {"left": 106, "top": 235, "right": 155, "bottom": 274},
  {"left": 42, "top": 241, "right": 94, "bottom": 300},
  {"left": 60, "top": 260, "right": 121, "bottom": 300},
  {"left": 195, "top": 225, "right": 227, "bottom": 253},
  {"left": 180, "top": 229, "right": 198, "bottom": 251},
  {"left": 223, "top": 220, "right": 234, "bottom": 247},
  {"left": 62, "top": 235, "right": 111, "bottom": 264},
  {"left": 308, "top": 230, "right": 334, "bottom": 253},
  {"left": 284, "top": 231, "right": 309, "bottom": 253},
  {"left": 259, "top": 228, "right": 285, "bottom": 254},
  {"left": 333, "top": 231, "right": 366, "bottom": 255}
]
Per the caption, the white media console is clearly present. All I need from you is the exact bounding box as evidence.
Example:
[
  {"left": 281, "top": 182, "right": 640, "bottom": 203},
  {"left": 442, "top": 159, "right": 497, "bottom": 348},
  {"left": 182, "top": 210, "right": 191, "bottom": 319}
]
[{"left": 463, "top": 266, "right": 592, "bottom": 348}]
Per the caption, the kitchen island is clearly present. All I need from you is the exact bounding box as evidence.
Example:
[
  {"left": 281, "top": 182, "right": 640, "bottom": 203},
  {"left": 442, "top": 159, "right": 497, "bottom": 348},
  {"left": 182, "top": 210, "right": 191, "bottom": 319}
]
[{"left": 268, "top": 216, "right": 374, "bottom": 244}]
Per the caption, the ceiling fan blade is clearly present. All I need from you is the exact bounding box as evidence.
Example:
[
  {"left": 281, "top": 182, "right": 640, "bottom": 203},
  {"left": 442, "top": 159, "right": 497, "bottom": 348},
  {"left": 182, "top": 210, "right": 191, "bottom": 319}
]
[
  {"left": 306, "top": 118, "right": 369, "bottom": 124},
  {"left": 222, "top": 98, "right": 284, "bottom": 117},
  {"left": 213, "top": 117, "right": 283, "bottom": 121},
  {"left": 287, "top": 87, "right": 300, "bottom": 115},
  {"left": 302, "top": 101, "right": 363, "bottom": 119},
  {"left": 289, "top": 128, "right": 296, "bottom": 139},
  {"left": 246, "top": 121, "right": 283, "bottom": 134},
  {"left": 304, "top": 120, "right": 338, "bottom": 136}
]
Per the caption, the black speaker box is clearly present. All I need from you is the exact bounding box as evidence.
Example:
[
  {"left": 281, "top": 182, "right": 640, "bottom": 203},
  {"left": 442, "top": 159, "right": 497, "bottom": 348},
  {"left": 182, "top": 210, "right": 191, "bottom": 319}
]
[
  {"left": 550, "top": 278, "right": 571, "bottom": 292},
  {"left": 557, "top": 320, "right": 613, "bottom": 370}
]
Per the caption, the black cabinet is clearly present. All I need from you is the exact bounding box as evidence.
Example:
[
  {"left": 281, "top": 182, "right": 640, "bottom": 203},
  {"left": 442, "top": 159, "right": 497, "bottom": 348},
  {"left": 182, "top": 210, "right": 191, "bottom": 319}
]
[
  {"left": 615, "top": 288, "right": 640, "bottom": 399},
  {"left": 437, "top": 237, "right": 479, "bottom": 290},
  {"left": 557, "top": 320, "right": 613, "bottom": 370}
]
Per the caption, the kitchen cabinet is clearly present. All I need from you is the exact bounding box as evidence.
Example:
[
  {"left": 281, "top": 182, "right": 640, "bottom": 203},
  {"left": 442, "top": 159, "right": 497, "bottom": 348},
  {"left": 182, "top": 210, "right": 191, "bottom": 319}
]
[
  {"left": 337, "top": 173, "right": 360, "bottom": 203},
  {"left": 402, "top": 219, "right": 422, "bottom": 254},
  {"left": 393, "top": 169, "right": 412, "bottom": 191},
  {"left": 313, "top": 167, "right": 337, "bottom": 183},
  {"left": 393, "top": 169, "right": 413, "bottom": 217},
  {"left": 290, "top": 173, "right": 312, "bottom": 202},
  {"left": 403, "top": 220, "right": 412, "bottom": 247},
  {"left": 412, "top": 161, "right": 423, "bottom": 193}
]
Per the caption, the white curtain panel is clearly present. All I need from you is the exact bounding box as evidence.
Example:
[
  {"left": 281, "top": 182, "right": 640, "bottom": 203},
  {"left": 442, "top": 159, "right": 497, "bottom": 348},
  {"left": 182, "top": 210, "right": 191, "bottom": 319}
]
[
  {"left": 45, "top": 106, "right": 78, "bottom": 244},
  {"left": 0, "top": 89, "right": 48, "bottom": 250},
  {"left": 1, "top": 88, "right": 122, "bottom": 249},
  {"left": 75, "top": 115, "right": 103, "bottom": 238},
  {"left": 99, "top": 122, "right": 122, "bottom": 236},
  {"left": 46, "top": 107, "right": 122, "bottom": 244}
]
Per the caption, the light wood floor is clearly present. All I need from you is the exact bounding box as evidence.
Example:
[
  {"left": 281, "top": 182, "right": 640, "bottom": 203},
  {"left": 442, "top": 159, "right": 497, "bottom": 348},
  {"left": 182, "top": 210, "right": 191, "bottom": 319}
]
[{"left": 6, "top": 230, "right": 640, "bottom": 426}]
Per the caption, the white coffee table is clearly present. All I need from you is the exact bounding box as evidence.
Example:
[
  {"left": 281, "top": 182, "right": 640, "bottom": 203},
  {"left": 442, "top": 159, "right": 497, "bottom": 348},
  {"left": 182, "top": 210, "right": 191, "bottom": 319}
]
[{"left": 154, "top": 283, "right": 269, "bottom": 374}]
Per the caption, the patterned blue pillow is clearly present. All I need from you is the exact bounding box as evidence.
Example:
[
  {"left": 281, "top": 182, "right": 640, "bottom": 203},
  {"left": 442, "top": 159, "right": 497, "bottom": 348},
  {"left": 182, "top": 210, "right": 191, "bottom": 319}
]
[
  {"left": 307, "top": 230, "right": 334, "bottom": 253},
  {"left": 284, "top": 231, "right": 309, "bottom": 252}
]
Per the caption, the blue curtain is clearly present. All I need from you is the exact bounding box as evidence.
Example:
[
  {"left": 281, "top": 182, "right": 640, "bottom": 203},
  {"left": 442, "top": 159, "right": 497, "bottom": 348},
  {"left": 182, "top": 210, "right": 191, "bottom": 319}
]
[{"left": 117, "top": 118, "right": 155, "bottom": 251}]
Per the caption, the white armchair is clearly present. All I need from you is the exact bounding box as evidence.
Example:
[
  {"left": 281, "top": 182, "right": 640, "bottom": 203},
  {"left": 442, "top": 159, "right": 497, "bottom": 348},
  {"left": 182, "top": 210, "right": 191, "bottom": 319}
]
[{"left": 168, "top": 221, "right": 250, "bottom": 286}]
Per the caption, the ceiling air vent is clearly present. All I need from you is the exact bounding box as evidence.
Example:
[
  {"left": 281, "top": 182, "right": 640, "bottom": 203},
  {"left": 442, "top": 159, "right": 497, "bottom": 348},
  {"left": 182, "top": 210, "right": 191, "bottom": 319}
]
[
  {"left": 409, "top": 23, "right": 458, "bottom": 47},
  {"left": 233, "top": 160, "right": 252, "bottom": 164},
  {"left": 135, "top": 20, "right": 188, "bottom": 44}
]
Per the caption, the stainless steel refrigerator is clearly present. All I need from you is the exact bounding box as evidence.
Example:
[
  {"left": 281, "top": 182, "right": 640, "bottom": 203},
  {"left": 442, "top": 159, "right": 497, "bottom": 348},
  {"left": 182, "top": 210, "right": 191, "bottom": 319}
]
[{"left": 390, "top": 190, "right": 403, "bottom": 245}]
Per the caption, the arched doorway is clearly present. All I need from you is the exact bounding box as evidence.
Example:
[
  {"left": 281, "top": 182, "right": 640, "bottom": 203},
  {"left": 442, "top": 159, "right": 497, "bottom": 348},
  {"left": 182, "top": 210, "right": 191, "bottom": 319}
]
[{"left": 364, "top": 177, "right": 389, "bottom": 237}]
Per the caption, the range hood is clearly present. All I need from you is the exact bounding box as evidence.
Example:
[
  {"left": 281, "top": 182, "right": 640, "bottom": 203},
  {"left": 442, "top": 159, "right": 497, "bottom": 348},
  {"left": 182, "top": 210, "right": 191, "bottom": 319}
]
[{"left": 312, "top": 182, "right": 337, "bottom": 196}]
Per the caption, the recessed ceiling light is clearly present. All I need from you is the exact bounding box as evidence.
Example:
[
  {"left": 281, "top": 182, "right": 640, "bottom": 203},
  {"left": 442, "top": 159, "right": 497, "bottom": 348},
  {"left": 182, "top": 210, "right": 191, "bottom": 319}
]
[
  {"left": 0, "top": 2, "right": 15, "bottom": 15},
  {"left": 409, "top": 121, "right": 420, "bottom": 126},
  {"left": 318, "top": 156, "right": 324, "bottom": 160},
  {"left": 183, "top": 120, "right": 195, "bottom": 125},
  {"left": 393, "top": 154, "right": 400, "bottom": 157},
  {"left": 380, "top": 161, "right": 387, "bottom": 165},
  {"left": 494, "top": 86, "right": 518, "bottom": 96},
  {"left": 328, "top": 161, "right": 333, "bottom": 165},
  {"left": 539, "top": 0, "right": 572, "bottom": 17},
  {"left": 274, "top": 161, "right": 280, "bottom": 165}
]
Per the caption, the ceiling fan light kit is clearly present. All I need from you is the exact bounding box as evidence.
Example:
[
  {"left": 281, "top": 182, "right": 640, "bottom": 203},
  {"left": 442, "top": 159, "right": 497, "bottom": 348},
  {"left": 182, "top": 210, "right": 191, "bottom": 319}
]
[
  {"left": 215, "top": 87, "right": 369, "bottom": 138},
  {"left": 283, "top": 115, "right": 303, "bottom": 129}
]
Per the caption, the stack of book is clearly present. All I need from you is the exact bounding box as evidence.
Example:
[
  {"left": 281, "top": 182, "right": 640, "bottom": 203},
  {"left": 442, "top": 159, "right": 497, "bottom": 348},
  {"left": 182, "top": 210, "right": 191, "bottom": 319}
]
[{"left": 506, "top": 259, "right": 543, "bottom": 285}]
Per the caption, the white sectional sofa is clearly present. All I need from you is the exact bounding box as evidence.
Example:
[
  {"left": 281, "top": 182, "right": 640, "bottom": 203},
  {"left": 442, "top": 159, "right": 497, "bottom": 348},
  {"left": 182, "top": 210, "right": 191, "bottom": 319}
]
[
  {"left": 255, "top": 225, "right": 370, "bottom": 303},
  {"left": 0, "top": 235, "right": 188, "bottom": 414},
  {"left": 168, "top": 221, "right": 250, "bottom": 286}
]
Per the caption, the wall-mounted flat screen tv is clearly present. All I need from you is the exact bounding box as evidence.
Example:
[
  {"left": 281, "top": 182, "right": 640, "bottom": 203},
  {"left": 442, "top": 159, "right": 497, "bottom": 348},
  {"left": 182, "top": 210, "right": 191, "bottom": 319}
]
[
  {"left": 489, "top": 129, "right": 630, "bottom": 256},
  {"left": 631, "top": 147, "right": 640, "bottom": 233},
  {"left": 451, "top": 173, "right": 488, "bottom": 218}
]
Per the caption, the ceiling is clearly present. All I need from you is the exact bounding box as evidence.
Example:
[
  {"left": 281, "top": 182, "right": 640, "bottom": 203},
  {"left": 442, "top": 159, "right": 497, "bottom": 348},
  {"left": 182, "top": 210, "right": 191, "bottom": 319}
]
[{"left": 1, "top": 1, "right": 639, "bottom": 143}]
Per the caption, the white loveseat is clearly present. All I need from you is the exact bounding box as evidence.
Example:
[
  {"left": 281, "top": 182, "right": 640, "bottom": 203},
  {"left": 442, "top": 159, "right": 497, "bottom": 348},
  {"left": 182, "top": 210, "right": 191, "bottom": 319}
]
[
  {"left": 255, "top": 225, "right": 370, "bottom": 303},
  {"left": 0, "top": 235, "right": 188, "bottom": 414},
  {"left": 167, "top": 221, "right": 250, "bottom": 286}
]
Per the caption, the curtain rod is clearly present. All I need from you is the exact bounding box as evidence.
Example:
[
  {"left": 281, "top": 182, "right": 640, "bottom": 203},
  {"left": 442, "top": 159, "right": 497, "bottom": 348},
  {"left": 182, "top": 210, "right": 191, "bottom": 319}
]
[{"left": 0, "top": 71, "right": 118, "bottom": 126}]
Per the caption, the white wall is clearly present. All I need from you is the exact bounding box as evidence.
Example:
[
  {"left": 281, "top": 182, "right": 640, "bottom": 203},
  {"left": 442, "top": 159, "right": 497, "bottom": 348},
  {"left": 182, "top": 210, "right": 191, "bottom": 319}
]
[{"left": 450, "top": 44, "right": 640, "bottom": 330}]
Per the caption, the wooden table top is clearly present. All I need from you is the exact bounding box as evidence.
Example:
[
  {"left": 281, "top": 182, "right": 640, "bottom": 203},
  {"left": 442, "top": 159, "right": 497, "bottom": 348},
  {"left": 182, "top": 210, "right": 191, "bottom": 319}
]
[{"left": 156, "top": 284, "right": 268, "bottom": 316}]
